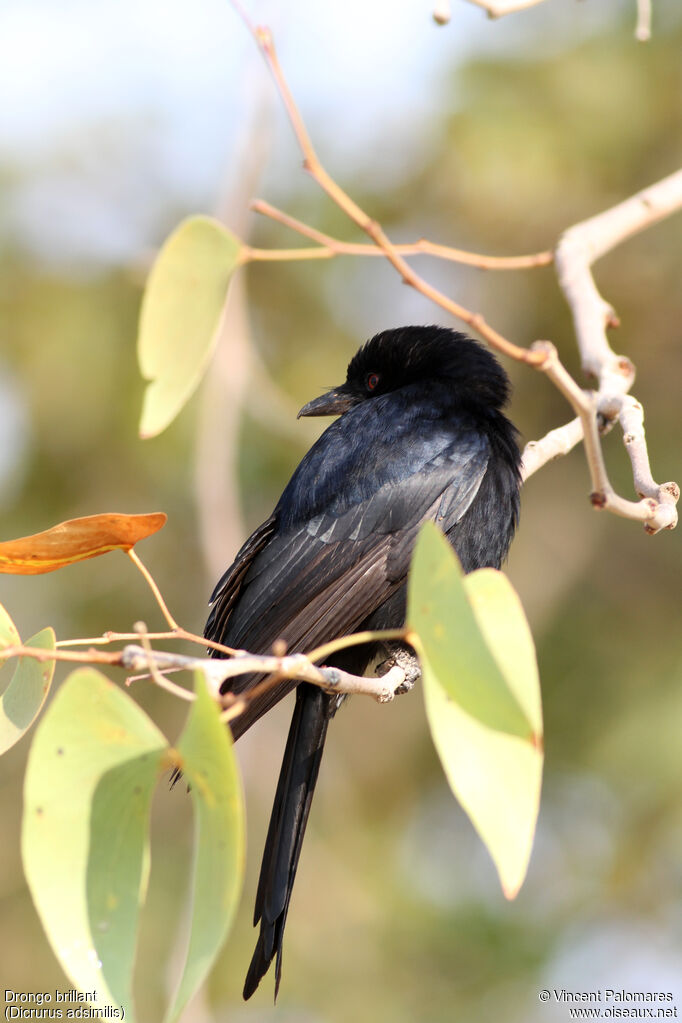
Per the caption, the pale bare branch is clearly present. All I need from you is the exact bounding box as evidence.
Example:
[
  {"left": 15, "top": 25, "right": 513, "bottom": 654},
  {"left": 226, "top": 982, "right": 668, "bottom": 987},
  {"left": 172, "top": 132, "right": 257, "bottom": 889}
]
[
  {"left": 462, "top": 0, "right": 546, "bottom": 18},
  {"left": 521, "top": 418, "right": 583, "bottom": 482},
  {"left": 635, "top": 0, "right": 652, "bottom": 41},
  {"left": 231, "top": 11, "right": 679, "bottom": 534},
  {"left": 554, "top": 170, "right": 682, "bottom": 532},
  {"left": 247, "top": 23, "right": 546, "bottom": 368},
  {"left": 118, "top": 644, "right": 410, "bottom": 706}
]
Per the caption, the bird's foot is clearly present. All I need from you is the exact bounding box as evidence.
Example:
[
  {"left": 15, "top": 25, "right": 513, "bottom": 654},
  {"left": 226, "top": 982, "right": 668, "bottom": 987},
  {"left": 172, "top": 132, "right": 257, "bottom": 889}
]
[{"left": 376, "top": 643, "right": 421, "bottom": 696}]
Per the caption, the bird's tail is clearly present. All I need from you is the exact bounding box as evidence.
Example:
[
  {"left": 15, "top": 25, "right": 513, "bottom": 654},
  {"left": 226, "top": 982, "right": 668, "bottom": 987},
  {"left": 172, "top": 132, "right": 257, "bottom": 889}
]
[{"left": 243, "top": 682, "right": 336, "bottom": 1001}]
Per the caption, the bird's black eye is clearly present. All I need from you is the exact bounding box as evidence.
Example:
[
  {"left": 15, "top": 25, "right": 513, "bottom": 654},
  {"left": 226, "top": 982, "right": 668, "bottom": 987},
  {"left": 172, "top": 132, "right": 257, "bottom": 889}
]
[{"left": 366, "top": 373, "right": 380, "bottom": 392}]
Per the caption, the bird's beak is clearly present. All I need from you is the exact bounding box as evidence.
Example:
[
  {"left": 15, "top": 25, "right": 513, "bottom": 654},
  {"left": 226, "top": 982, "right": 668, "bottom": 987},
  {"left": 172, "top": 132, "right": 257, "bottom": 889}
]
[{"left": 297, "top": 385, "right": 356, "bottom": 418}]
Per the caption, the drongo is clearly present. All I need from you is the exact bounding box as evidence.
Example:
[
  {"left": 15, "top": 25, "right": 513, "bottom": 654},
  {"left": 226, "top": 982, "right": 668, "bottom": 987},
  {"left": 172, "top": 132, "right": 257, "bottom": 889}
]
[{"left": 204, "top": 325, "right": 522, "bottom": 999}]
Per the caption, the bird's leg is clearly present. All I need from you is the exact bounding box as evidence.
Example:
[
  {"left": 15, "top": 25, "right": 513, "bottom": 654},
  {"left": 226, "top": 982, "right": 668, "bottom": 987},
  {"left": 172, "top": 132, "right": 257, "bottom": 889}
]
[{"left": 375, "top": 642, "right": 422, "bottom": 695}]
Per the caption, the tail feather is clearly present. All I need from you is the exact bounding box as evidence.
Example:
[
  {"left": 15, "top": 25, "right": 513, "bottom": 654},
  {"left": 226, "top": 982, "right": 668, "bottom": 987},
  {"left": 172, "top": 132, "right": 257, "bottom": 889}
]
[{"left": 243, "top": 683, "right": 336, "bottom": 1001}]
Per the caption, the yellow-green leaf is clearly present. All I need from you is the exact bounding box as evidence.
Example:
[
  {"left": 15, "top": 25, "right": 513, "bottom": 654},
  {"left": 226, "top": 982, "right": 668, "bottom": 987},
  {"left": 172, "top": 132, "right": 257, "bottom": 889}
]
[
  {"left": 138, "top": 216, "right": 242, "bottom": 438},
  {"left": 422, "top": 655, "right": 542, "bottom": 898},
  {"left": 22, "top": 669, "right": 169, "bottom": 1018},
  {"left": 0, "top": 601, "right": 21, "bottom": 649},
  {"left": 408, "top": 523, "right": 543, "bottom": 898},
  {"left": 165, "top": 671, "right": 245, "bottom": 1023},
  {"left": 0, "top": 627, "right": 56, "bottom": 754},
  {"left": 408, "top": 522, "right": 532, "bottom": 739},
  {"left": 465, "top": 569, "right": 542, "bottom": 737}
]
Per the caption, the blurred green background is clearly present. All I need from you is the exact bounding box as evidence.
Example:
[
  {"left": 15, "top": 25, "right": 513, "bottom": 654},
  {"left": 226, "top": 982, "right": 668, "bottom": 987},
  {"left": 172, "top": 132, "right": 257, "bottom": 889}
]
[{"left": 1, "top": 1, "right": 681, "bottom": 1020}]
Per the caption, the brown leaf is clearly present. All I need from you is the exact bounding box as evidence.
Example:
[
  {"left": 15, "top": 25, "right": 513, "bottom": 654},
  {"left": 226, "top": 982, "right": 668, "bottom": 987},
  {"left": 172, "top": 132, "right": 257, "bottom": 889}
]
[{"left": 0, "top": 513, "right": 167, "bottom": 575}]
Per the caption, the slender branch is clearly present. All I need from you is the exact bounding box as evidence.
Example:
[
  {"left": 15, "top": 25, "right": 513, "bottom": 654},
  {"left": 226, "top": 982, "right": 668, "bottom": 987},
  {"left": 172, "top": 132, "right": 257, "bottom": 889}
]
[
  {"left": 0, "top": 644, "right": 121, "bottom": 667},
  {"left": 127, "top": 548, "right": 179, "bottom": 630},
  {"left": 521, "top": 417, "right": 583, "bottom": 482},
  {"left": 131, "top": 623, "right": 196, "bottom": 702},
  {"left": 119, "top": 644, "right": 410, "bottom": 706},
  {"left": 249, "top": 199, "right": 553, "bottom": 271},
  {"left": 556, "top": 170, "right": 682, "bottom": 379},
  {"left": 57, "top": 626, "right": 238, "bottom": 657},
  {"left": 307, "top": 628, "right": 409, "bottom": 665},
  {"left": 462, "top": 0, "right": 546, "bottom": 18},
  {"left": 8, "top": 626, "right": 416, "bottom": 719},
  {"left": 248, "top": 24, "right": 546, "bottom": 368},
  {"left": 58, "top": 630, "right": 181, "bottom": 647}
]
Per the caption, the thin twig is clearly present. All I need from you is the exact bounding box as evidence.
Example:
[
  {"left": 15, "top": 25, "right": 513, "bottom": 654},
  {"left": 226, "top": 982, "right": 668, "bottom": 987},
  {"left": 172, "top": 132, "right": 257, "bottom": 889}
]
[
  {"left": 248, "top": 23, "right": 546, "bottom": 368},
  {"left": 57, "top": 630, "right": 180, "bottom": 647},
  {"left": 0, "top": 644, "right": 121, "bottom": 666},
  {"left": 127, "top": 548, "right": 179, "bottom": 630},
  {"left": 307, "top": 628, "right": 409, "bottom": 665},
  {"left": 462, "top": 0, "right": 546, "bottom": 17},
  {"left": 58, "top": 625, "right": 239, "bottom": 657},
  {"left": 249, "top": 199, "right": 553, "bottom": 270},
  {"left": 521, "top": 418, "right": 584, "bottom": 482},
  {"left": 130, "top": 623, "right": 195, "bottom": 702},
  {"left": 119, "top": 644, "right": 409, "bottom": 706}
]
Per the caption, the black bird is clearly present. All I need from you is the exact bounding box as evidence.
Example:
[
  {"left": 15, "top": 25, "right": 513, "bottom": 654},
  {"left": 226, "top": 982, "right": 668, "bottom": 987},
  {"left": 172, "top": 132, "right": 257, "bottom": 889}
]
[{"left": 205, "top": 325, "right": 521, "bottom": 1000}]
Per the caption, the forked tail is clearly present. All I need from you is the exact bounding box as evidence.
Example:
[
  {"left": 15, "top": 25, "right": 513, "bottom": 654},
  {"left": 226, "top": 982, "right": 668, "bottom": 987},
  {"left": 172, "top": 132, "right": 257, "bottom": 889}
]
[{"left": 243, "top": 683, "right": 336, "bottom": 1000}]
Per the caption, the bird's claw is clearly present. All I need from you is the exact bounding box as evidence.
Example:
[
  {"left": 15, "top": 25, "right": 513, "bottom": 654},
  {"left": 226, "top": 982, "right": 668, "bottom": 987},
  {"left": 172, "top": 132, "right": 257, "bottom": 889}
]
[{"left": 376, "top": 644, "right": 421, "bottom": 696}]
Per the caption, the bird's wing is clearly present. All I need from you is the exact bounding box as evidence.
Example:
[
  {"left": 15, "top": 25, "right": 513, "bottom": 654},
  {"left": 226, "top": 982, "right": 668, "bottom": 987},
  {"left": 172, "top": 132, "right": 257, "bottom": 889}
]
[
  {"left": 204, "top": 514, "right": 278, "bottom": 646},
  {"left": 206, "top": 425, "right": 490, "bottom": 736}
]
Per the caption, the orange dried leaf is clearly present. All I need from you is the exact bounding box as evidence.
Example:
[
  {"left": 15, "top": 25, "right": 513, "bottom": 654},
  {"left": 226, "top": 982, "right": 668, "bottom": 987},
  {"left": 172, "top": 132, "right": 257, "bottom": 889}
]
[{"left": 0, "top": 513, "right": 167, "bottom": 575}]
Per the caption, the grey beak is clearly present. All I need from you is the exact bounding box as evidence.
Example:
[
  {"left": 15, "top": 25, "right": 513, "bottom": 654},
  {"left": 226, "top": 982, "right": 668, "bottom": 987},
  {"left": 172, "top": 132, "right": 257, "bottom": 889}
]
[{"left": 297, "top": 386, "right": 356, "bottom": 419}]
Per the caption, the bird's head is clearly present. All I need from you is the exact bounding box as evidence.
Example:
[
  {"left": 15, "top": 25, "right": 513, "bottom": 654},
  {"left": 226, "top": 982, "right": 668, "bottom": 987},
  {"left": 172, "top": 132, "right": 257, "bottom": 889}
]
[{"left": 298, "top": 325, "right": 511, "bottom": 418}]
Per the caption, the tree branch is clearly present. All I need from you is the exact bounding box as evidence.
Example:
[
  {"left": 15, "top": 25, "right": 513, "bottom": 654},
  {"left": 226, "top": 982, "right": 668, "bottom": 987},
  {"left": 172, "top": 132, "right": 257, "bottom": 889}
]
[
  {"left": 118, "top": 644, "right": 411, "bottom": 706},
  {"left": 5, "top": 625, "right": 416, "bottom": 727},
  {"left": 462, "top": 0, "right": 546, "bottom": 18},
  {"left": 247, "top": 23, "right": 545, "bottom": 368},
  {"left": 231, "top": 10, "right": 678, "bottom": 533},
  {"left": 248, "top": 199, "right": 553, "bottom": 271},
  {"left": 521, "top": 417, "right": 583, "bottom": 482},
  {"left": 554, "top": 170, "right": 682, "bottom": 532},
  {"left": 635, "top": 0, "right": 652, "bottom": 41}
]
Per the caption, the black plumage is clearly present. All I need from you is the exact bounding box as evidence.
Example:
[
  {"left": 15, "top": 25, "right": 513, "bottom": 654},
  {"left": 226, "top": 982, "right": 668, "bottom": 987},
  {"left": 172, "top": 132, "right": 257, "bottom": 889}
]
[{"left": 205, "top": 325, "right": 522, "bottom": 999}]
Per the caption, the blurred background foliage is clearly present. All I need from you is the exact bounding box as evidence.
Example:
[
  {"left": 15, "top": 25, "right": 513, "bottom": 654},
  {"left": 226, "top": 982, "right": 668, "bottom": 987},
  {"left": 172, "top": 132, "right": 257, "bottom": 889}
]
[{"left": 1, "top": 1, "right": 681, "bottom": 1020}]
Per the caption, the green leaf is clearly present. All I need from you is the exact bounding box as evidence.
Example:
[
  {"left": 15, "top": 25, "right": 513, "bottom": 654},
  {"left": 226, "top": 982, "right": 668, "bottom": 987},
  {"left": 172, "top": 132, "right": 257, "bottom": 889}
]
[
  {"left": 407, "top": 522, "right": 532, "bottom": 739},
  {"left": 0, "top": 601, "right": 20, "bottom": 649},
  {"left": 138, "top": 215, "right": 242, "bottom": 438},
  {"left": 165, "top": 671, "right": 245, "bottom": 1023},
  {"left": 0, "top": 627, "right": 56, "bottom": 754},
  {"left": 22, "top": 669, "right": 169, "bottom": 1018},
  {"left": 417, "top": 555, "right": 543, "bottom": 899},
  {"left": 464, "top": 569, "right": 542, "bottom": 737}
]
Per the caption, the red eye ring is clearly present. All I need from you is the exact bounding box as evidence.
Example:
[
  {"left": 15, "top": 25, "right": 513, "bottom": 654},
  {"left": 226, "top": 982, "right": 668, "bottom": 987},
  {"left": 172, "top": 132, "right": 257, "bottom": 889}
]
[{"left": 366, "top": 373, "right": 380, "bottom": 391}]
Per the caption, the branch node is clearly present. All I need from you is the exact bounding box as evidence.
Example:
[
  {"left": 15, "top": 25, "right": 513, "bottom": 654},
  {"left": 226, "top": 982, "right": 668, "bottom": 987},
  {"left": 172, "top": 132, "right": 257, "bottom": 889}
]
[
  {"left": 615, "top": 357, "right": 635, "bottom": 381},
  {"left": 529, "top": 339, "right": 556, "bottom": 370},
  {"left": 590, "top": 491, "right": 607, "bottom": 509}
]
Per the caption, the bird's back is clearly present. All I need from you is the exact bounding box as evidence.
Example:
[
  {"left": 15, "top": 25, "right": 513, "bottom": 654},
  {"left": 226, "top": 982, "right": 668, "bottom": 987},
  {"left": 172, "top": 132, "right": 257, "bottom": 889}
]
[{"left": 207, "top": 393, "right": 520, "bottom": 736}]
